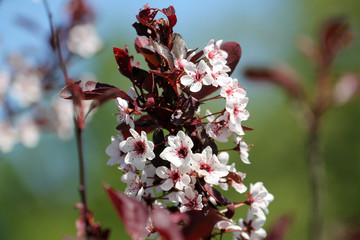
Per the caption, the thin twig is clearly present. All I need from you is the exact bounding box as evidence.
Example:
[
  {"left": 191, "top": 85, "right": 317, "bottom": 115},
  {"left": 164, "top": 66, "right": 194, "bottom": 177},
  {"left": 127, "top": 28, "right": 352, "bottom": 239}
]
[
  {"left": 43, "top": 0, "right": 90, "bottom": 237},
  {"left": 43, "top": 0, "right": 71, "bottom": 84},
  {"left": 307, "top": 115, "right": 325, "bottom": 240}
]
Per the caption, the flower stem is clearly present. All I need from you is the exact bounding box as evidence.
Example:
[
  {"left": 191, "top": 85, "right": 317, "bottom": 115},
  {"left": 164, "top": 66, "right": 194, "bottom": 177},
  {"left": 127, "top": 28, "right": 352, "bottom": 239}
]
[
  {"left": 307, "top": 116, "right": 325, "bottom": 240},
  {"left": 75, "top": 125, "right": 91, "bottom": 237},
  {"left": 43, "top": 1, "right": 90, "bottom": 237}
]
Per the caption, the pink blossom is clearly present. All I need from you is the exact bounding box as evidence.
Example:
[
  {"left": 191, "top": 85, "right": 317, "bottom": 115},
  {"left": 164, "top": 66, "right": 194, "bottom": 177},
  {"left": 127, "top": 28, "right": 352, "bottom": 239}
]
[
  {"left": 121, "top": 172, "right": 145, "bottom": 200},
  {"left": 105, "top": 134, "right": 128, "bottom": 169},
  {"left": 120, "top": 129, "right": 155, "bottom": 170},
  {"left": 116, "top": 97, "right": 135, "bottom": 129},
  {"left": 156, "top": 163, "right": 191, "bottom": 191},
  {"left": 220, "top": 78, "right": 247, "bottom": 99},
  {"left": 177, "top": 186, "right": 203, "bottom": 213},
  {"left": 67, "top": 23, "right": 103, "bottom": 59},
  {"left": 235, "top": 210, "right": 267, "bottom": 240},
  {"left": 203, "top": 39, "right": 228, "bottom": 66},
  {"left": 192, "top": 146, "right": 228, "bottom": 185},
  {"left": 234, "top": 136, "right": 250, "bottom": 164},
  {"left": 180, "top": 60, "right": 212, "bottom": 92},
  {"left": 205, "top": 110, "right": 231, "bottom": 142},
  {"left": 225, "top": 97, "right": 249, "bottom": 135},
  {"left": 160, "top": 130, "right": 193, "bottom": 168},
  {"left": 248, "top": 182, "right": 274, "bottom": 219}
]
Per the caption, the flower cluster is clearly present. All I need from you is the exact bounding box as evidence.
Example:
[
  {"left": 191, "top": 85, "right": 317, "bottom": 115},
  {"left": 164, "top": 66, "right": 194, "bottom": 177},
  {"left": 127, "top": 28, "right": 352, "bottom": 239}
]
[
  {"left": 104, "top": 4, "right": 273, "bottom": 240},
  {"left": 0, "top": 0, "right": 102, "bottom": 153}
]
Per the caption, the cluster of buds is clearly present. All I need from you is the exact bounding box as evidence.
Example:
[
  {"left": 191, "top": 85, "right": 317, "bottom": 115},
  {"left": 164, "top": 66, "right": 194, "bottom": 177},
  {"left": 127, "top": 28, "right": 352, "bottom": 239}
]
[
  {"left": 104, "top": 4, "right": 273, "bottom": 240},
  {"left": 0, "top": 0, "right": 102, "bottom": 153}
]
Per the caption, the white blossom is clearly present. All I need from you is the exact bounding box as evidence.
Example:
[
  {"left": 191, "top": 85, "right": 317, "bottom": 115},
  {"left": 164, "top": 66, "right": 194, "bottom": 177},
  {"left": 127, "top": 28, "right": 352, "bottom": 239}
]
[
  {"left": 9, "top": 70, "right": 43, "bottom": 107},
  {"left": 225, "top": 97, "right": 249, "bottom": 135},
  {"left": 156, "top": 163, "right": 191, "bottom": 191},
  {"left": 52, "top": 96, "right": 74, "bottom": 140},
  {"left": 105, "top": 134, "right": 127, "bottom": 168},
  {"left": 116, "top": 97, "right": 135, "bottom": 129},
  {"left": 206, "top": 110, "right": 231, "bottom": 142},
  {"left": 67, "top": 23, "right": 103, "bottom": 59},
  {"left": 180, "top": 60, "right": 212, "bottom": 92},
  {"left": 121, "top": 172, "right": 145, "bottom": 200},
  {"left": 248, "top": 182, "right": 274, "bottom": 219},
  {"left": 0, "top": 121, "right": 17, "bottom": 153},
  {"left": 235, "top": 210, "right": 267, "bottom": 240},
  {"left": 17, "top": 116, "right": 40, "bottom": 148},
  {"left": 192, "top": 146, "right": 228, "bottom": 185},
  {"left": 220, "top": 78, "right": 247, "bottom": 100},
  {"left": 0, "top": 70, "right": 10, "bottom": 104},
  {"left": 203, "top": 39, "right": 228, "bottom": 66},
  {"left": 206, "top": 63, "right": 232, "bottom": 87},
  {"left": 177, "top": 186, "right": 203, "bottom": 212},
  {"left": 160, "top": 130, "right": 193, "bottom": 168},
  {"left": 120, "top": 129, "right": 155, "bottom": 170},
  {"left": 215, "top": 220, "right": 241, "bottom": 231},
  {"left": 234, "top": 136, "right": 250, "bottom": 164}
]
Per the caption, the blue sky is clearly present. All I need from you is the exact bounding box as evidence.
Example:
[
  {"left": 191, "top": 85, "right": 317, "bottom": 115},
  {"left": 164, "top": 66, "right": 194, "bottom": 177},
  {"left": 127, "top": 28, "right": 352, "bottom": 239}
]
[{"left": 0, "top": 0, "right": 301, "bottom": 71}]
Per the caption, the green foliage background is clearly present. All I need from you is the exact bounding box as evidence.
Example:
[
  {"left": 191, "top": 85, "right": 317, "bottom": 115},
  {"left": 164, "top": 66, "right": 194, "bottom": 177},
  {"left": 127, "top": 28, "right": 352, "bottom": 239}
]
[{"left": 1, "top": 0, "right": 359, "bottom": 239}]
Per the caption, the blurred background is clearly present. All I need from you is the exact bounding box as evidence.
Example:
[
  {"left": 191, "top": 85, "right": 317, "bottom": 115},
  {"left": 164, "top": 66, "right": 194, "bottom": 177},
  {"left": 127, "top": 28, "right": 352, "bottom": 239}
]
[{"left": 0, "top": 0, "right": 359, "bottom": 239}]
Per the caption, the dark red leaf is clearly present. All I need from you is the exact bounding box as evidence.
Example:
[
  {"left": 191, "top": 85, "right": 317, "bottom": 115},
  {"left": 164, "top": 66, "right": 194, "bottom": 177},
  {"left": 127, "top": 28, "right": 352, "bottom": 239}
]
[
  {"left": 244, "top": 66, "right": 304, "bottom": 99},
  {"left": 320, "top": 17, "right": 353, "bottom": 66},
  {"left": 171, "top": 33, "right": 188, "bottom": 59},
  {"left": 151, "top": 208, "right": 184, "bottom": 240},
  {"left": 117, "top": 115, "right": 157, "bottom": 138},
  {"left": 133, "top": 5, "right": 160, "bottom": 40},
  {"left": 86, "top": 88, "right": 130, "bottom": 116},
  {"left": 161, "top": 5, "right": 177, "bottom": 28},
  {"left": 135, "top": 37, "right": 161, "bottom": 69},
  {"left": 150, "top": 38, "right": 175, "bottom": 70},
  {"left": 191, "top": 85, "right": 220, "bottom": 100},
  {"left": 113, "top": 47, "right": 133, "bottom": 80},
  {"left": 189, "top": 49, "right": 203, "bottom": 63},
  {"left": 182, "top": 208, "right": 220, "bottom": 240},
  {"left": 220, "top": 42, "right": 242, "bottom": 76},
  {"left": 135, "top": 37, "right": 151, "bottom": 53},
  {"left": 104, "top": 184, "right": 149, "bottom": 240},
  {"left": 59, "top": 80, "right": 82, "bottom": 99},
  {"left": 202, "top": 183, "right": 231, "bottom": 206},
  {"left": 132, "top": 67, "right": 149, "bottom": 88},
  {"left": 142, "top": 72, "right": 156, "bottom": 93},
  {"left": 265, "top": 215, "right": 292, "bottom": 240}
]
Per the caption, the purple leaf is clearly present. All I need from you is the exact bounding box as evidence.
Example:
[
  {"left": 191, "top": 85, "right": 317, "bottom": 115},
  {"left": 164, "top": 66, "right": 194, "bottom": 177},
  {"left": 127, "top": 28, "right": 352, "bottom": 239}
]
[
  {"left": 244, "top": 66, "right": 304, "bottom": 99},
  {"left": 151, "top": 208, "right": 184, "bottom": 240},
  {"left": 134, "top": 37, "right": 151, "bottom": 53},
  {"left": 135, "top": 37, "right": 160, "bottom": 69},
  {"left": 59, "top": 80, "right": 82, "bottom": 99},
  {"left": 150, "top": 38, "right": 175, "bottom": 70},
  {"left": 265, "top": 215, "right": 292, "bottom": 240},
  {"left": 113, "top": 47, "right": 134, "bottom": 80},
  {"left": 171, "top": 33, "right": 188, "bottom": 59},
  {"left": 320, "top": 17, "right": 353, "bottom": 66},
  {"left": 161, "top": 5, "right": 177, "bottom": 28},
  {"left": 220, "top": 42, "right": 242, "bottom": 76},
  {"left": 104, "top": 184, "right": 149, "bottom": 240},
  {"left": 86, "top": 88, "right": 130, "bottom": 116},
  {"left": 182, "top": 208, "right": 220, "bottom": 240},
  {"left": 202, "top": 183, "right": 231, "bottom": 206},
  {"left": 191, "top": 85, "right": 220, "bottom": 100}
]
